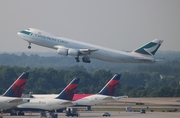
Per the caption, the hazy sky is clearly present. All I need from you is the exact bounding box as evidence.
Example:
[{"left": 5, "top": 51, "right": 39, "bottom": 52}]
[{"left": 1, "top": 0, "right": 180, "bottom": 52}]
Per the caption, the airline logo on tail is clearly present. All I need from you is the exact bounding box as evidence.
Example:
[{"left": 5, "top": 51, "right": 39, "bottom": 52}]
[
  {"left": 133, "top": 39, "right": 163, "bottom": 56},
  {"left": 98, "top": 74, "right": 121, "bottom": 96},
  {"left": 56, "top": 78, "right": 80, "bottom": 100},
  {"left": 3, "top": 72, "right": 29, "bottom": 97}
]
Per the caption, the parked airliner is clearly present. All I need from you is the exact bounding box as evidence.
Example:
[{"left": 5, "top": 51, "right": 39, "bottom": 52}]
[
  {"left": 72, "top": 74, "right": 127, "bottom": 106},
  {"left": 32, "top": 74, "right": 126, "bottom": 106},
  {"left": 17, "top": 28, "right": 163, "bottom": 63},
  {"left": 0, "top": 72, "right": 30, "bottom": 110},
  {"left": 14, "top": 78, "right": 80, "bottom": 115}
]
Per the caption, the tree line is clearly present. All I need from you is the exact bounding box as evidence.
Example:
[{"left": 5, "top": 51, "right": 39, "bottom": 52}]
[
  {"left": 0, "top": 65, "right": 180, "bottom": 97},
  {"left": 0, "top": 51, "right": 179, "bottom": 73}
]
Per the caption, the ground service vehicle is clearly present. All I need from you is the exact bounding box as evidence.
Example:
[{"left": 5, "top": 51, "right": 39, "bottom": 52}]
[
  {"left": 140, "top": 109, "right": 146, "bottom": 113},
  {"left": 66, "top": 107, "right": 79, "bottom": 117},
  {"left": 102, "top": 112, "right": 111, "bottom": 117}
]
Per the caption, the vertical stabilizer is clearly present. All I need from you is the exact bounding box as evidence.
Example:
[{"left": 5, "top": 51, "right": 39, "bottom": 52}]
[
  {"left": 133, "top": 39, "right": 163, "bottom": 56},
  {"left": 98, "top": 74, "right": 121, "bottom": 96},
  {"left": 3, "top": 72, "right": 29, "bottom": 97},
  {"left": 56, "top": 78, "right": 80, "bottom": 100}
]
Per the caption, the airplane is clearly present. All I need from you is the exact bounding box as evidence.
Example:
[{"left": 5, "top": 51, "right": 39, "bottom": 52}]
[
  {"left": 72, "top": 74, "right": 127, "bottom": 106},
  {"left": 17, "top": 28, "right": 163, "bottom": 63},
  {"left": 31, "top": 74, "right": 127, "bottom": 106},
  {"left": 14, "top": 78, "right": 80, "bottom": 115},
  {"left": 0, "top": 72, "right": 30, "bottom": 110}
]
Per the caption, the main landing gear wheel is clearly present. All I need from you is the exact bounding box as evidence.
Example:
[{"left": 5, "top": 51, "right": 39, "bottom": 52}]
[
  {"left": 82, "top": 57, "right": 91, "bottom": 63},
  {"left": 75, "top": 56, "right": 80, "bottom": 62}
]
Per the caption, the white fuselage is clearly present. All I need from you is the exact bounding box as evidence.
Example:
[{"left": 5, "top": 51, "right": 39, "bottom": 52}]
[
  {"left": 32, "top": 94, "right": 122, "bottom": 106},
  {"left": 0, "top": 96, "right": 29, "bottom": 109},
  {"left": 73, "top": 94, "right": 117, "bottom": 106},
  {"left": 17, "top": 98, "right": 73, "bottom": 111},
  {"left": 18, "top": 28, "right": 155, "bottom": 63}
]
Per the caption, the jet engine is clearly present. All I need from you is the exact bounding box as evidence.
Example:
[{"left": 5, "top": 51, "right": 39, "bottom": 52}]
[
  {"left": 57, "top": 48, "right": 68, "bottom": 56},
  {"left": 57, "top": 48, "right": 80, "bottom": 56},
  {"left": 68, "top": 48, "right": 79, "bottom": 56}
]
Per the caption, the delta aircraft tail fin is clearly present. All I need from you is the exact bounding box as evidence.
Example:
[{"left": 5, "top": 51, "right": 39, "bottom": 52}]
[
  {"left": 55, "top": 78, "right": 80, "bottom": 100},
  {"left": 3, "top": 72, "right": 29, "bottom": 97},
  {"left": 98, "top": 74, "right": 121, "bottom": 96}
]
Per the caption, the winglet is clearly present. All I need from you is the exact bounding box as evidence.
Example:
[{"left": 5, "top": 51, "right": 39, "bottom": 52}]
[
  {"left": 98, "top": 74, "right": 121, "bottom": 96},
  {"left": 3, "top": 72, "right": 29, "bottom": 97},
  {"left": 133, "top": 39, "right": 163, "bottom": 56},
  {"left": 55, "top": 78, "right": 80, "bottom": 100}
]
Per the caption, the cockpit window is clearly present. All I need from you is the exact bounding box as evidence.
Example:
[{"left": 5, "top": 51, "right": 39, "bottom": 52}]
[{"left": 27, "top": 28, "right": 30, "bottom": 31}]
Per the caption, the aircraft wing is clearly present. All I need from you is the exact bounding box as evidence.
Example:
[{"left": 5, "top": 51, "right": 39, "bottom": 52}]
[
  {"left": 79, "top": 49, "right": 98, "bottom": 55},
  {"left": 54, "top": 45, "right": 98, "bottom": 55},
  {"left": 54, "top": 46, "right": 68, "bottom": 49}
]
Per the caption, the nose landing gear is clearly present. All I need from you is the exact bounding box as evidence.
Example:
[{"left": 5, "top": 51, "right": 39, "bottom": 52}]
[
  {"left": 28, "top": 46, "right": 31, "bottom": 49},
  {"left": 75, "top": 56, "right": 80, "bottom": 62},
  {"left": 28, "top": 43, "right": 31, "bottom": 49}
]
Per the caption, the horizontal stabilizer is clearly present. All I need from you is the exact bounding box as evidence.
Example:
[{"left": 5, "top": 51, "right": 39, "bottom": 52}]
[
  {"left": 102, "top": 96, "right": 114, "bottom": 100},
  {"left": 61, "top": 101, "right": 73, "bottom": 106},
  {"left": 134, "top": 57, "right": 155, "bottom": 62},
  {"left": 113, "top": 96, "right": 128, "bottom": 100},
  {"left": 7, "top": 98, "right": 30, "bottom": 103},
  {"left": 155, "top": 59, "right": 164, "bottom": 62},
  {"left": 102, "top": 95, "right": 128, "bottom": 101},
  {"left": 7, "top": 98, "right": 23, "bottom": 103}
]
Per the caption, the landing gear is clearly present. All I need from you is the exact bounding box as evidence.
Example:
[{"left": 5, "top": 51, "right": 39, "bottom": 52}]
[
  {"left": 75, "top": 56, "right": 80, "bottom": 62},
  {"left": 28, "top": 46, "right": 31, "bottom": 49},
  {"left": 0, "top": 110, "right": 3, "bottom": 118},
  {"left": 10, "top": 112, "right": 17, "bottom": 116},
  {"left": 82, "top": 57, "right": 91, "bottom": 63},
  {"left": 40, "top": 111, "right": 47, "bottom": 118},
  {"left": 75, "top": 56, "right": 91, "bottom": 63},
  {"left": 28, "top": 42, "right": 31, "bottom": 49},
  {"left": 17, "top": 111, "right": 24, "bottom": 116},
  {"left": 49, "top": 112, "right": 58, "bottom": 118}
]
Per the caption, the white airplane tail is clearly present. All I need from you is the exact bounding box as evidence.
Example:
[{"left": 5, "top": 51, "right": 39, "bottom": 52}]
[{"left": 132, "top": 39, "right": 163, "bottom": 56}]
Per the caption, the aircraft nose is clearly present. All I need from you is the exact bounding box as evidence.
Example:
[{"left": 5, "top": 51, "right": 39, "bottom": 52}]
[
  {"left": 17, "top": 30, "right": 24, "bottom": 35},
  {"left": 17, "top": 30, "right": 24, "bottom": 38},
  {"left": 17, "top": 31, "right": 21, "bottom": 36},
  {"left": 17, "top": 30, "right": 25, "bottom": 38}
]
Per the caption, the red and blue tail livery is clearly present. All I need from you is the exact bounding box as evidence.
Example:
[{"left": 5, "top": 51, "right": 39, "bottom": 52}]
[
  {"left": 56, "top": 78, "right": 80, "bottom": 100},
  {"left": 98, "top": 74, "right": 121, "bottom": 96},
  {"left": 3, "top": 72, "right": 29, "bottom": 97}
]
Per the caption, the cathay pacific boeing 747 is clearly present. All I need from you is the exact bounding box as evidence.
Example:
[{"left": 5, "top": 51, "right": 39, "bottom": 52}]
[{"left": 17, "top": 28, "right": 163, "bottom": 63}]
